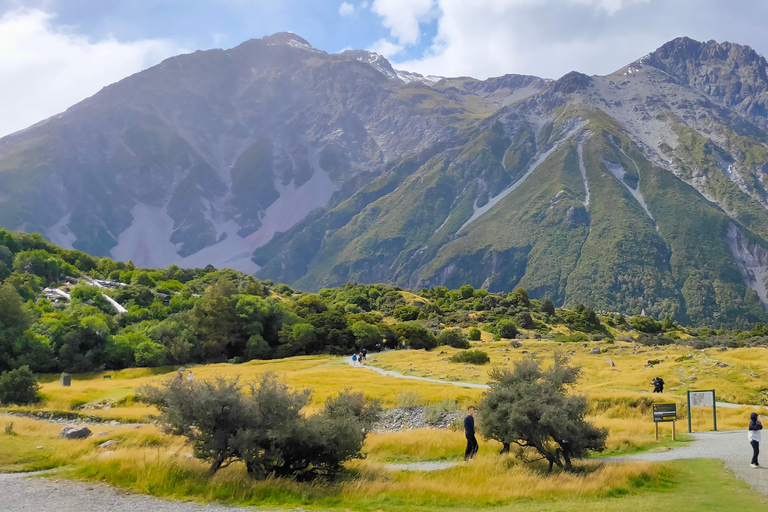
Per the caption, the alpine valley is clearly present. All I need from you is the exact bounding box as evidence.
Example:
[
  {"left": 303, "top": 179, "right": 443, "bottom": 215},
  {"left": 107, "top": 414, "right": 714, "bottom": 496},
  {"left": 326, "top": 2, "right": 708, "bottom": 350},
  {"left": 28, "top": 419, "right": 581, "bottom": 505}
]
[{"left": 5, "top": 33, "right": 768, "bottom": 328}]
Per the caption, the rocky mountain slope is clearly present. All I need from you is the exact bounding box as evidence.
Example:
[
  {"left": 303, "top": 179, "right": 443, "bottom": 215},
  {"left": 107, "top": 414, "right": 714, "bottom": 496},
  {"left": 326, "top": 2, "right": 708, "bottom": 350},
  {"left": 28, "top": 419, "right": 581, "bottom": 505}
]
[{"left": 3, "top": 34, "right": 768, "bottom": 327}]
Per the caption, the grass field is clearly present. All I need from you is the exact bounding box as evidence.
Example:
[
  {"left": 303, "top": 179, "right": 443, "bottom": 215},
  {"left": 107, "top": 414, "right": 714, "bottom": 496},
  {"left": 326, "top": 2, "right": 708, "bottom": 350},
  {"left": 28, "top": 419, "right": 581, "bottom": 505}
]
[
  {"left": 2, "top": 342, "right": 768, "bottom": 510},
  {"left": 0, "top": 415, "right": 765, "bottom": 511}
]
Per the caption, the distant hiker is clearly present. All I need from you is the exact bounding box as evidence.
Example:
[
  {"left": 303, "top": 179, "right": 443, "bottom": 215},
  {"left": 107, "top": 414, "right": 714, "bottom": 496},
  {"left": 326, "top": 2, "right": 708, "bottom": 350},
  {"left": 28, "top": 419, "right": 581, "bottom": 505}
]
[
  {"left": 361, "top": 348, "right": 367, "bottom": 361},
  {"left": 464, "top": 406, "right": 478, "bottom": 461},
  {"left": 358, "top": 352, "right": 365, "bottom": 364},
  {"left": 651, "top": 377, "right": 664, "bottom": 393},
  {"left": 352, "top": 353, "right": 358, "bottom": 366},
  {"left": 749, "top": 412, "right": 763, "bottom": 468},
  {"left": 400, "top": 339, "right": 407, "bottom": 350},
  {"left": 375, "top": 343, "right": 382, "bottom": 353},
  {"left": 175, "top": 369, "right": 184, "bottom": 382},
  {"left": 187, "top": 371, "right": 194, "bottom": 382}
]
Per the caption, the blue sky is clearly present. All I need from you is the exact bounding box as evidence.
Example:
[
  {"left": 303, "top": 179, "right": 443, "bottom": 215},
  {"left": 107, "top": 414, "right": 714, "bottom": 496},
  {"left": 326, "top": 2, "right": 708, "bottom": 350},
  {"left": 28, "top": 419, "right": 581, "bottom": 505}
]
[{"left": 3, "top": 0, "right": 768, "bottom": 137}]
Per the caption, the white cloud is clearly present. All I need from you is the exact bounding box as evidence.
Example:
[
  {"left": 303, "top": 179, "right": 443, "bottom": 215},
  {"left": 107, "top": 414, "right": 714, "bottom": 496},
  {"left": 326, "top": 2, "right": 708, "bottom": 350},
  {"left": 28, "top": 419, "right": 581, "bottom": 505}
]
[
  {"left": 368, "top": 37, "right": 404, "bottom": 57},
  {"left": 379, "top": 0, "right": 697, "bottom": 79},
  {"left": 339, "top": 2, "right": 355, "bottom": 16},
  {"left": 0, "top": 9, "right": 179, "bottom": 137},
  {"left": 371, "top": 0, "right": 438, "bottom": 45}
]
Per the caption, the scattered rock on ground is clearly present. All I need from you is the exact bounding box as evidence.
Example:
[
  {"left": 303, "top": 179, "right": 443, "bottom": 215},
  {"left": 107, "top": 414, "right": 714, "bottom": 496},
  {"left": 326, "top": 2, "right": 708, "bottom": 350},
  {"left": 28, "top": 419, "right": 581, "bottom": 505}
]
[
  {"left": 59, "top": 427, "right": 92, "bottom": 440},
  {"left": 590, "top": 347, "right": 601, "bottom": 355}
]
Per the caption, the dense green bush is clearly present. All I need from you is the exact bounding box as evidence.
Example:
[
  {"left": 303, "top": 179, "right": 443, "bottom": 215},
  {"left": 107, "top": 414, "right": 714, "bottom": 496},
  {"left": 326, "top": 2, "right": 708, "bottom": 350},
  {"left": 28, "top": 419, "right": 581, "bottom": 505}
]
[
  {"left": 392, "top": 305, "right": 420, "bottom": 321},
  {"left": 392, "top": 322, "right": 437, "bottom": 350},
  {"left": 138, "top": 373, "right": 380, "bottom": 480},
  {"left": 467, "top": 327, "right": 481, "bottom": 341},
  {"left": 554, "top": 332, "right": 588, "bottom": 343},
  {"left": 0, "top": 366, "right": 40, "bottom": 405},
  {"left": 496, "top": 319, "right": 518, "bottom": 339},
  {"left": 436, "top": 329, "right": 470, "bottom": 349},
  {"left": 450, "top": 349, "right": 490, "bottom": 365}
]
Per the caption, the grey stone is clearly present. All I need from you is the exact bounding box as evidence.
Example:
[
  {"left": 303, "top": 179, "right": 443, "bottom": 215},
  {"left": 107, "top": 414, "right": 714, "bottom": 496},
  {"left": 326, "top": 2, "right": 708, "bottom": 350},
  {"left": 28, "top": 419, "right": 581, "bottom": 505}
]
[{"left": 59, "top": 427, "right": 91, "bottom": 440}]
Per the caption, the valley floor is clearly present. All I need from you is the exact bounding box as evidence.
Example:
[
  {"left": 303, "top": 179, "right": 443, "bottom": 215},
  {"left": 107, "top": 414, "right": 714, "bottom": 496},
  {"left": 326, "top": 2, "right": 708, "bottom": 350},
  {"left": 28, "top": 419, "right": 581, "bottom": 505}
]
[{"left": 4, "top": 344, "right": 768, "bottom": 511}]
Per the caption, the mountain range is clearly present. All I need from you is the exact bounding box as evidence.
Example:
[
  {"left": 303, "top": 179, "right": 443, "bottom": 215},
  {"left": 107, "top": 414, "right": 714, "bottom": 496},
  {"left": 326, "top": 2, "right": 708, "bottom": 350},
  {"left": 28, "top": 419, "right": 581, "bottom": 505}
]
[{"left": 4, "top": 33, "right": 768, "bottom": 328}]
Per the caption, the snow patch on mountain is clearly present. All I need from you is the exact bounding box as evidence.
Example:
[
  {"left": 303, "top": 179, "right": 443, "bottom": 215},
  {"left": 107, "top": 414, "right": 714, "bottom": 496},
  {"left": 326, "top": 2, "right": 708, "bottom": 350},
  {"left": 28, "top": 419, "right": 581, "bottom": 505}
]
[
  {"left": 109, "top": 166, "right": 336, "bottom": 273},
  {"left": 458, "top": 120, "right": 588, "bottom": 232},
  {"left": 604, "top": 154, "right": 656, "bottom": 226},
  {"left": 45, "top": 213, "right": 77, "bottom": 249},
  {"left": 577, "top": 140, "right": 591, "bottom": 208}
]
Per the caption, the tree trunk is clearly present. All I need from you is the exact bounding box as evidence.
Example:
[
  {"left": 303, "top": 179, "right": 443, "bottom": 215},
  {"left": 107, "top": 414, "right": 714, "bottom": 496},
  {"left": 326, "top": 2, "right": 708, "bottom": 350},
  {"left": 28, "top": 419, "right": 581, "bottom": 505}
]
[{"left": 500, "top": 442, "right": 510, "bottom": 454}]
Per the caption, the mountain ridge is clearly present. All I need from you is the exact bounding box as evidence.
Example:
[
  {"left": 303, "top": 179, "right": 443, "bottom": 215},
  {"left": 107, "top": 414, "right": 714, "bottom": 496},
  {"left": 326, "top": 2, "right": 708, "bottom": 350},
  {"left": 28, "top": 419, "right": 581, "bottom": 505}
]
[{"left": 4, "top": 34, "right": 768, "bottom": 327}]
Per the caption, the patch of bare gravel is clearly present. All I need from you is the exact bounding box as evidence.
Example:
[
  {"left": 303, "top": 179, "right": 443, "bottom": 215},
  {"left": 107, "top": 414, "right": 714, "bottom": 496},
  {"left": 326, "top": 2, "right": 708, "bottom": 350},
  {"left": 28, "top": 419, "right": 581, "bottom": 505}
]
[{"left": 0, "top": 472, "right": 292, "bottom": 512}]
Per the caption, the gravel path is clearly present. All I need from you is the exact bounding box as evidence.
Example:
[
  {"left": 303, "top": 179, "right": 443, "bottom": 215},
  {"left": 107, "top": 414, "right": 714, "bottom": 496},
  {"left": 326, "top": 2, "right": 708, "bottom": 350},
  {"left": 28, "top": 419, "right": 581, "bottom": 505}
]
[
  {"left": 385, "top": 461, "right": 458, "bottom": 472},
  {"left": 0, "top": 473, "right": 265, "bottom": 512},
  {"left": 625, "top": 430, "right": 768, "bottom": 495}
]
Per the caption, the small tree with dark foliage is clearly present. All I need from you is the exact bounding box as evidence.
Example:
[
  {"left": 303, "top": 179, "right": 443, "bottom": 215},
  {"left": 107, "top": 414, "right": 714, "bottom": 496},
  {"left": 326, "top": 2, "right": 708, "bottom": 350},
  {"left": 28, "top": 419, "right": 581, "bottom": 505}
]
[
  {"left": 0, "top": 366, "right": 40, "bottom": 405},
  {"left": 436, "top": 329, "right": 471, "bottom": 349},
  {"left": 138, "top": 373, "right": 380, "bottom": 480},
  {"left": 478, "top": 354, "right": 606, "bottom": 472}
]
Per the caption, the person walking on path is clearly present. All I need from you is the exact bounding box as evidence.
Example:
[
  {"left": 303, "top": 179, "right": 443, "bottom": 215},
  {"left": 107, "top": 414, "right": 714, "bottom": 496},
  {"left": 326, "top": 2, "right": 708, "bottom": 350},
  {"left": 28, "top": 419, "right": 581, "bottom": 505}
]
[
  {"left": 749, "top": 412, "right": 762, "bottom": 468},
  {"left": 464, "top": 406, "right": 478, "bottom": 461},
  {"left": 352, "top": 353, "right": 358, "bottom": 366}
]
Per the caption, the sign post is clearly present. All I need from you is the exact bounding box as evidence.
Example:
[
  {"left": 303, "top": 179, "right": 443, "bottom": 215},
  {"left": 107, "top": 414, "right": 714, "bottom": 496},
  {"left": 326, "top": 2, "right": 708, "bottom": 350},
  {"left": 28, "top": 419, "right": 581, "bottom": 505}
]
[
  {"left": 652, "top": 402, "right": 677, "bottom": 440},
  {"left": 686, "top": 390, "right": 717, "bottom": 433}
]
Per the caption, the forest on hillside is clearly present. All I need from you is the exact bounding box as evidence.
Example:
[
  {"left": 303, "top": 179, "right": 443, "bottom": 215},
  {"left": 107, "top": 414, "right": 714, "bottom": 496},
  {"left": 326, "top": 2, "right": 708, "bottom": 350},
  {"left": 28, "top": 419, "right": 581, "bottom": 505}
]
[{"left": 1, "top": 229, "right": 767, "bottom": 375}]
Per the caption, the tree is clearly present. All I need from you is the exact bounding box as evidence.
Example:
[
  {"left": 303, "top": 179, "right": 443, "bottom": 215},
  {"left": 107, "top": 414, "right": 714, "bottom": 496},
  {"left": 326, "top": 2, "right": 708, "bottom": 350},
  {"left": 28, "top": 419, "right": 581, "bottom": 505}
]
[
  {"left": 138, "top": 373, "right": 380, "bottom": 480},
  {"left": 510, "top": 287, "right": 530, "bottom": 308},
  {"left": 459, "top": 284, "right": 475, "bottom": 299},
  {"left": 350, "top": 321, "right": 381, "bottom": 349},
  {"left": 0, "top": 366, "right": 40, "bottom": 405},
  {"left": 516, "top": 312, "right": 534, "bottom": 329},
  {"left": 540, "top": 298, "right": 556, "bottom": 315},
  {"left": 392, "top": 322, "right": 437, "bottom": 350},
  {"left": 436, "top": 329, "right": 470, "bottom": 349},
  {"left": 497, "top": 319, "right": 518, "bottom": 339},
  {"left": 478, "top": 355, "right": 607, "bottom": 472},
  {"left": 392, "top": 305, "right": 420, "bottom": 321},
  {"left": 467, "top": 327, "right": 481, "bottom": 341},
  {"left": 0, "top": 283, "right": 32, "bottom": 371},
  {"left": 134, "top": 340, "right": 168, "bottom": 367}
]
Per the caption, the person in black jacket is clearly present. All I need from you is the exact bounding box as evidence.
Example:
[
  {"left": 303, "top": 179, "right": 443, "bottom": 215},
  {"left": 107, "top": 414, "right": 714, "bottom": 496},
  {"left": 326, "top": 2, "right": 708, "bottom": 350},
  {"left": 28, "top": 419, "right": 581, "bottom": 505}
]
[
  {"left": 464, "top": 406, "right": 478, "bottom": 461},
  {"left": 749, "top": 412, "right": 763, "bottom": 468}
]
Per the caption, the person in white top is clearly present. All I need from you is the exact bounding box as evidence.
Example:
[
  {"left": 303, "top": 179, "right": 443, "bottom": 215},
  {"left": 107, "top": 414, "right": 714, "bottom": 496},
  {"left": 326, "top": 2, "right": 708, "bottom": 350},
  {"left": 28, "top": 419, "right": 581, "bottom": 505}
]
[{"left": 748, "top": 412, "right": 762, "bottom": 468}]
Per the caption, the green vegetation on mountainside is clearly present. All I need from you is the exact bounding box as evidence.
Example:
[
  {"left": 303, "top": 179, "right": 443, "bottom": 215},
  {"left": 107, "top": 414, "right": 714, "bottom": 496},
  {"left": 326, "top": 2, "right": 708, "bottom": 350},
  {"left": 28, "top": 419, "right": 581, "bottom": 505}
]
[{"left": 3, "top": 228, "right": 768, "bottom": 381}]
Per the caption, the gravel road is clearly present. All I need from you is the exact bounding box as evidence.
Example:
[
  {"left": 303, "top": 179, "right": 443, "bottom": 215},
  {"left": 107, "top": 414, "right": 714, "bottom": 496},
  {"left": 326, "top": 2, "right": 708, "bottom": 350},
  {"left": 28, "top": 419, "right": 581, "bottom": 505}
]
[
  {"left": 0, "top": 473, "right": 263, "bottom": 512},
  {"left": 626, "top": 430, "right": 768, "bottom": 495}
]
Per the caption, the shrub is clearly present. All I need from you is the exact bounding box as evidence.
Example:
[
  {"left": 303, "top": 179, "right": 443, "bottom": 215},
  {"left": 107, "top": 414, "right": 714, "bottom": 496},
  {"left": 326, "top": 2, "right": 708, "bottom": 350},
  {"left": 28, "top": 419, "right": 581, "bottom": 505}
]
[
  {"left": 396, "top": 391, "right": 424, "bottom": 407},
  {"left": 450, "top": 350, "right": 490, "bottom": 365},
  {"left": 636, "top": 333, "right": 675, "bottom": 346},
  {"left": 540, "top": 297, "right": 556, "bottom": 315},
  {"left": 436, "top": 329, "right": 470, "bottom": 349},
  {"left": 459, "top": 284, "right": 475, "bottom": 299},
  {"left": 392, "top": 305, "right": 420, "bottom": 321},
  {"left": 138, "top": 373, "right": 380, "bottom": 480},
  {"left": 515, "top": 311, "right": 534, "bottom": 328},
  {"left": 496, "top": 319, "right": 518, "bottom": 339},
  {"left": 134, "top": 340, "right": 168, "bottom": 367},
  {"left": 479, "top": 355, "right": 607, "bottom": 471},
  {"left": 392, "top": 322, "right": 437, "bottom": 350},
  {"left": 0, "top": 366, "right": 40, "bottom": 405},
  {"left": 467, "top": 327, "right": 481, "bottom": 341},
  {"left": 629, "top": 315, "right": 662, "bottom": 333},
  {"left": 554, "top": 332, "right": 588, "bottom": 343}
]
